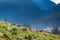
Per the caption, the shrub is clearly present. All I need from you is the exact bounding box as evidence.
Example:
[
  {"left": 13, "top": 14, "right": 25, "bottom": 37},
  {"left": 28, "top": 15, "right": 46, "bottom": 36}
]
[{"left": 28, "top": 35, "right": 32, "bottom": 40}]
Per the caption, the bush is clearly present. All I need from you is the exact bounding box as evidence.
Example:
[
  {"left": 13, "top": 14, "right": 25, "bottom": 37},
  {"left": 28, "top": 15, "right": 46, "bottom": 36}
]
[{"left": 28, "top": 35, "right": 32, "bottom": 40}]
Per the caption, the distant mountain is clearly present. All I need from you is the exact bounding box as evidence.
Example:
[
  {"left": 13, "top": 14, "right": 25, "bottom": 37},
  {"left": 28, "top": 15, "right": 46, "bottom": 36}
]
[
  {"left": 45, "top": 3, "right": 60, "bottom": 14},
  {"left": 0, "top": 0, "right": 59, "bottom": 29},
  {"left": 39, "top": 4, "right": 60, "bottom": 28},
  {"left": 43, "top": 4, "right": 60, "bottom": 20}
]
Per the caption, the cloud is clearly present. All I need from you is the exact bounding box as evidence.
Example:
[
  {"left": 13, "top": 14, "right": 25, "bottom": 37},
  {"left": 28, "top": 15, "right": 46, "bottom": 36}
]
[
  {"left": 43, "top": 27, "right": 53, "bottom": 33},
  {"left": 43, "top": 26, "right": 60, "bottom": 33},
  {"left": 51, "top": 0, "right": 60, "bottom": 4}
]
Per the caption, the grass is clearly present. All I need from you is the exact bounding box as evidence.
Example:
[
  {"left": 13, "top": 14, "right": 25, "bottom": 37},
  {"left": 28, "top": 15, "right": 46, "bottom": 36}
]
[{"left": 0, "top": 21, "right": 60, "bottom": 40}]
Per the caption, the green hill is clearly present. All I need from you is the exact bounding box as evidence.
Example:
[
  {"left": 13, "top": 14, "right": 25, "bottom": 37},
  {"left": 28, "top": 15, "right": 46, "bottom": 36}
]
[{"left": 0, "top": 21, "right": 60, "bottom": 40}]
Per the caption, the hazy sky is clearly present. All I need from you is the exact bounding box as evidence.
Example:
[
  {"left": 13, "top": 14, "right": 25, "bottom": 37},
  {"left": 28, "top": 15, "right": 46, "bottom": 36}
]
[{"left": 0, "top": 0, "right": 59, "bottom": 29}]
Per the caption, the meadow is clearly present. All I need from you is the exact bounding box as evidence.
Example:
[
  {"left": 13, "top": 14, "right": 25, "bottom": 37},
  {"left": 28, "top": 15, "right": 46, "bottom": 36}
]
[{"left": 0, "top": 21, "right": 60, "bottom": 40}]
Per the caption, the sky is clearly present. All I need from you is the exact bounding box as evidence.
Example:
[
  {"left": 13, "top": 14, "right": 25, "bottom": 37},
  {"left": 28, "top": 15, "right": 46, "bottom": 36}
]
[
  {"left": 0, "top": 0, "right": 60, "bottom": 30},
  {"left": 51, "top": 0, "right": 60, "bottom": 4}
]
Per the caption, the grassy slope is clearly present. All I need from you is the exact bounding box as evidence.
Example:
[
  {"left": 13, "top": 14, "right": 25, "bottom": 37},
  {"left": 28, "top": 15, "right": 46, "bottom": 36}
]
[{"left": 0, "top": 21, "right": 60, "bottom": 40}]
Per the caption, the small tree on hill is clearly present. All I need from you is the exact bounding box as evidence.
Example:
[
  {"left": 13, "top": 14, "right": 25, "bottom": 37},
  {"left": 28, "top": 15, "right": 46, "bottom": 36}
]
[{"left": 52, "top": 24, "right": 59, "bottom": 34}]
